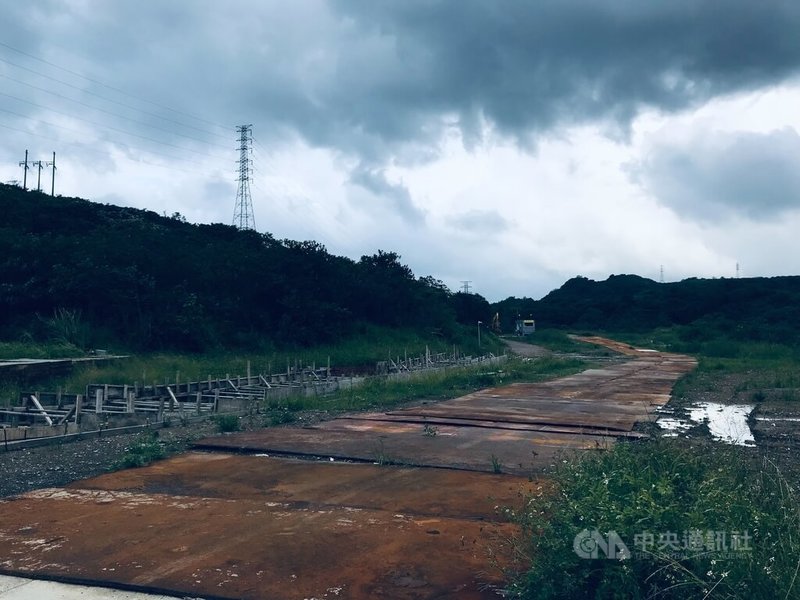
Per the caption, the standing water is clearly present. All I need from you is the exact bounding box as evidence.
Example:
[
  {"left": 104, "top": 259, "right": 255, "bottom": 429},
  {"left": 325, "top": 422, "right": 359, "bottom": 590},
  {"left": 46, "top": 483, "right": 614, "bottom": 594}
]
[{"left": 657, "top": 402, "right": 755, "bottom": 447}]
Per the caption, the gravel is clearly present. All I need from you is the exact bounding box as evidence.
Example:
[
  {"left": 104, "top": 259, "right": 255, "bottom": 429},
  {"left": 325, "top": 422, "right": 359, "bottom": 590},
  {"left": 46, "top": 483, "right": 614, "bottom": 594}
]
[{"left": 0, "top": 420, "right": 218, "bottom": 498}]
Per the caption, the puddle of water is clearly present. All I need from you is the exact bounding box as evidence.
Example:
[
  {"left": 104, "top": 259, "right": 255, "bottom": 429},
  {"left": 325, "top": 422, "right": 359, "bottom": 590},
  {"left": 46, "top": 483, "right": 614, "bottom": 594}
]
[
  {"left": 654, "top": 417, "right": 692, "bottom": 437},
  {"left": 656, "top": 402, "right": 755, "bottom": 447}
]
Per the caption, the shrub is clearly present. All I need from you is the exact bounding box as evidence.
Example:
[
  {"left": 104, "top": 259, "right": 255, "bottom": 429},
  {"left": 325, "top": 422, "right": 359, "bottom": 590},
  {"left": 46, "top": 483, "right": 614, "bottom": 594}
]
[
  {"left": 508, "top": 438, "right": 800, "bottom": 599},
  {"left": 112, "top": 432, "right": 166, "bottom": 470},
  {"left": 215, "top": 414, "right": 241, "bottom": 433}
]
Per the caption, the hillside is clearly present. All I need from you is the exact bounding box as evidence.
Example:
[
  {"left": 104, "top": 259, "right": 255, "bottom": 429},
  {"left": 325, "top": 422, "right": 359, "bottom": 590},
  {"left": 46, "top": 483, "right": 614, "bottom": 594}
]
[
  {"left": 495, "top": 274, "right": 800, "bottom": 348},
  {"left": 0, "top": 185, "right": 491, "bottom": 351}
]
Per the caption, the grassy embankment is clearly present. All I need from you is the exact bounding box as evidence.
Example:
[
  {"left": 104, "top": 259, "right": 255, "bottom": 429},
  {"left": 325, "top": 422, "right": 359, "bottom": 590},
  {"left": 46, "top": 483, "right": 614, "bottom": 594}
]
[
  {"left": 509, "top": 328, "right": 800, "bottom": 599},
  {"left": 0, "top": 325, "right": 508, "bottom": 407}
]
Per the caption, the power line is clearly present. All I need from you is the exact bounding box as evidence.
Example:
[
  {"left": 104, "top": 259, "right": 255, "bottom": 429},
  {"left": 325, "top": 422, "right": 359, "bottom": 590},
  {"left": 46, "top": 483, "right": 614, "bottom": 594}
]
[
  {"left": 0, "top": 57, "right": 231, "bottom": 143},
  {"left": 0, "top": 117, "right": 212, "bottom": 175},
  {"left": 0, "top": 74, "right": 231, "bottom": 158},
  {"left": 0, "top": 87, "right": 230, "bottom": 152},
  {"left": 0, "top": 105, "right": 218, "bottom": 165},
  {"left": 0, "top": 40, "right": 231, "bottom": 133}
]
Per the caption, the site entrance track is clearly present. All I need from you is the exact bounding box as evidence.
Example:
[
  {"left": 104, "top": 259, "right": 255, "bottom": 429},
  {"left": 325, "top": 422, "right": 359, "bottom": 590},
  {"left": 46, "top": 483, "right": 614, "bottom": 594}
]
[{"left": 0, "top": 337, "right": 695, "bottom": 599}]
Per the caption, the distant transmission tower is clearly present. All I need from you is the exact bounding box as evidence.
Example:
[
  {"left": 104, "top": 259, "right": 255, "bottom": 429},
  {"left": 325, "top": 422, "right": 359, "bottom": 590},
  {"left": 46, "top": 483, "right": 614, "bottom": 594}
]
[
  {"left": 18, "top": 149, "right": 29, "bottom": 191},
  {"left": 46, "top": 152, "right": 56, "bottom": 196},
  {"left": 32, "top": 159, "right": 44, "bottom": 192},
  {"left": 232, "top": 124, "right": 255, "bottom": 230},
  {"left": 460, "top": 280, "right": 472, "bottom": 294}
]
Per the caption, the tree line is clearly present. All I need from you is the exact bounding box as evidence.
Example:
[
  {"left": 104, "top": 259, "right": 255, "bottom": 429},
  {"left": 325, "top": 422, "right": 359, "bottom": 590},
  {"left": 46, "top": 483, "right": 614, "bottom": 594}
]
[
  {"left": 494, "top": 273, "right": 800, "bottom": 348},
  {"left": 0, "top": 184, "right": 491, "bottom": 351}
]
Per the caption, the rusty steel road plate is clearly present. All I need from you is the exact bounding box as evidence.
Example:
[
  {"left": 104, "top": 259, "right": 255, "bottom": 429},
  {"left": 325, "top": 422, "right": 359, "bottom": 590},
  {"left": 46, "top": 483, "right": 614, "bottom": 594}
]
[
  {"left": 0, "top": 338, "right": 695, "bottom": 599},
  {"left": 196, "top": 340, "right": 695, "bottom": 474},
  {"left": 0, "top": 454, "right": 532, "bottom": 599}
]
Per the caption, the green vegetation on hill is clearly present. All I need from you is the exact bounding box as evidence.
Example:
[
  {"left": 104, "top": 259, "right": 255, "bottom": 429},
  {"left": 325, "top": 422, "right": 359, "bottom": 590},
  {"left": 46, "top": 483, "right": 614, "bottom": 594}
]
[
  {"left": 0, "top": 184, "right": 494, "bottom": 352},
  {"left": 495, "top": 273, "right": 800, "bottom": 348}
]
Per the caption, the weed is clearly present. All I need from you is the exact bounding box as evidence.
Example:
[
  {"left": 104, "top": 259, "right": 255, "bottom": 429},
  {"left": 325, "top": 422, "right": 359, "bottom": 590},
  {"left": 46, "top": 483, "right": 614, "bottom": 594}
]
[
  {"left": 265, "top": 410, "right": 296, "bottom": 427},
  {"left": 373, "top": 438, "right": 392, "bottom": 465},
  {"left": 508, "top": 438, "right": 800, "bottom": 599},
  {"left": 422, "top": 423, "right": 439, "bottom": 437},
  {"left": 490, "top": 453, "right": 503, "bottom": 474},
  {"left": 111, "top": 432, "right": 166, "bottom": 470},
  {"left": 214, "top": 414, "right": 240, "bottom": 433}
]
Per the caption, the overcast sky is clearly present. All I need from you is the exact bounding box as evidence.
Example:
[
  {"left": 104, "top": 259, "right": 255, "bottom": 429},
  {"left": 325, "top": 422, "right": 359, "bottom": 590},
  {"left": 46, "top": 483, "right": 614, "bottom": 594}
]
[{"left": 3, "top": 1, "right": 800, "bottom": 301}]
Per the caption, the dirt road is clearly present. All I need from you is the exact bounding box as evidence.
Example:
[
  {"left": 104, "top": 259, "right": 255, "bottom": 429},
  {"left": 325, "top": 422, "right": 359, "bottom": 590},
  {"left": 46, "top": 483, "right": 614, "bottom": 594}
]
[
  {"left": 0, "top": 337, "right": 695, "bottom": 599},
  {"left": 502, "top": 338, "right": 551, "bottom": 357}
]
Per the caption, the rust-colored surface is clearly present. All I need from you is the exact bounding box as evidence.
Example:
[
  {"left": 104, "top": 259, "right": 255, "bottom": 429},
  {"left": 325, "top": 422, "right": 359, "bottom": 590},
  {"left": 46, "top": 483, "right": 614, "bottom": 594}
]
[
  {"left": 0, "top": 454, "right": 531, "bottom": 599},
  {"left": 196, "top": 421, "right": 612, "bottom": 474},
  {"left": 0, "top": 338, "right": 695, "bottom": 599},
  {"left": 196, "top": 344, "right": 695, "bottom": 475}
]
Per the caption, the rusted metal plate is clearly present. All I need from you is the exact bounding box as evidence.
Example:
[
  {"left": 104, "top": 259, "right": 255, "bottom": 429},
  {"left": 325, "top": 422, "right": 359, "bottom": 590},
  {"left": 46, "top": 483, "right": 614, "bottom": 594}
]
[
  {"left": 341, "top": 413, "right": 650, "bottom": 438},
  {"left": 0, "top": 454, "right": 532, "bottom": 600},
  {"left": 75, "top": 452, "right": 534, "bottom": 520},
  {"left": 196, "top": 423, "right": 611, "bottom": 475},
  {"left": 197, "top": 347, "right": 695, "bottom": 473},
  {"left": 0, "top": 339, "right": 696, "bottom": 599}
]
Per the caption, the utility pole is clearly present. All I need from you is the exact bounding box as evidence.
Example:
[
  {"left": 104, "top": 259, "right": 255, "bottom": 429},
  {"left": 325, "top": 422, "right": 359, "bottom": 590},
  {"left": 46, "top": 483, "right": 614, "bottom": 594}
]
[
  {"left": 660, "top": 265, "right": 664, "bottom": 283},
  {"left": 460, "top": 280, "right": 472, "bottom": 294},
  {"left": 32, "top": 159, "right": 44, "bottom": 192},
  {"left": 477, "top": 320, "right": 482, "bottom": 349},
  {"left": 232, "top": 124, "right": 255, "bottom": 230},
  {"left": 18, "top": 150, "right": 29, "bottom": 191},
  {"left": 736, "top": 262, "right": 740, "bottom": 279},
  {"left": 46, "top": 152, "right": 56, "bottom": 196}
]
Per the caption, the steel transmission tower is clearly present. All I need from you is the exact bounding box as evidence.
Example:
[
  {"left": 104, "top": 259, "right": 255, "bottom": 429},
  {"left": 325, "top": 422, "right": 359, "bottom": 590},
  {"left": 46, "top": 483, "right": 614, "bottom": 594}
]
[{"left": 232, "top": 124, "right": 256, "bottom": 230}]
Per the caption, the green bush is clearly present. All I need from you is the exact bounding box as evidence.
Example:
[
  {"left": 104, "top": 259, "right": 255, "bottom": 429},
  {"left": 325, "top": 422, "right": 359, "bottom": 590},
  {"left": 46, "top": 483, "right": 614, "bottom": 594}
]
[
  {"left": 509, "top": 438, "right": 800, "bottom": 599},
  {"left": 215, "top": 414, "right": 241, "bottom": 433},
  {"left": 111, "top": 432, "right": 166, "bottom": 470}
]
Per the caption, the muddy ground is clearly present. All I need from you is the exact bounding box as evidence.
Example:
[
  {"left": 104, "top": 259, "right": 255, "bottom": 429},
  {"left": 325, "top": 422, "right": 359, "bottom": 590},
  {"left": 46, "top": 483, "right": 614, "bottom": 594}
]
[{"left": 660, "top": 368, "right": 800, "bottom": 485}]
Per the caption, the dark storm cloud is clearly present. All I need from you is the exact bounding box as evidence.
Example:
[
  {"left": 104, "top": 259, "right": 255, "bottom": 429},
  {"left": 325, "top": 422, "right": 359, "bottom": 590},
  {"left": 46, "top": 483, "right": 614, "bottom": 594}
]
[
  {"left": 634, "top": 128, "right": 800, "bottom": 222},
  {"left": 321, "top": 0, "right": 800, "bottom": 151},
  {"left": 32, "top": 0, "right": 800, "bottom": 162},
  {"left": 5, "top": 1, "right": 800, "bottom": 220}
]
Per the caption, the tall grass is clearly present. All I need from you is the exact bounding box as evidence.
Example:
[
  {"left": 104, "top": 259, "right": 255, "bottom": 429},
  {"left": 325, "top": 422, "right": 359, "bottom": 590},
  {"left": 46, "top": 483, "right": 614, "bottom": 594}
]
[
  {"left": 312, "top": 356, "right": 586, "bottom": 413},
  {"left": 0, "top": 325, "right": 506, "bottom": 407},
  {"left": 0, "top": 340, "right": 84, "bottom": 360},
  {"left": 256, "top": 356, "right": 586, "bottom": 418},
  {"left": 509, "top": 437, "right": 800, "bottom": 599}
]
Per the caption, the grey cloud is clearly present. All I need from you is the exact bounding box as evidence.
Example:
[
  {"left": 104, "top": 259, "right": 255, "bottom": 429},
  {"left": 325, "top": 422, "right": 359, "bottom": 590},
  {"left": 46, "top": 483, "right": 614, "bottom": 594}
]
[
  {"left": 634, "top": 128, "right": 800, "bottom": 222},
  {"left": 5, "top": 2, "right": 800, "bottom": 191},
  {"left": 321, "top": 0, "right": 800, "bottom": 151},
  {"left": 11, "top": 1, "right": 800, "bottom": 163},
  {"left": 448, "top": 210, "right": 510, "bottom": 234},
  {"left": 349, "top": 164, "right": 425, "bottom": 224}
]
